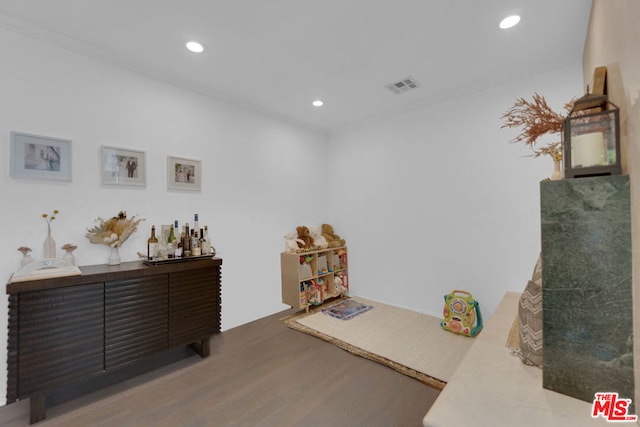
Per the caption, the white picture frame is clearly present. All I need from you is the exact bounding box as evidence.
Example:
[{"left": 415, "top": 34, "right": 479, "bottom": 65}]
[
  {"left": 100, "top": 145, "right": 146, "bottom": 187},
  {"left": 10, "top": 131, "right": 72, "bottom": 181},
  {"left": 167, "top": 155, "right": 201, "bottom": 191}
]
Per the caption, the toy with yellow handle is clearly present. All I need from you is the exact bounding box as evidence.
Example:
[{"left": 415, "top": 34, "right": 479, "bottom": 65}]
[{"left": 440, "top": 290, "right": 483, "bottom": 337}]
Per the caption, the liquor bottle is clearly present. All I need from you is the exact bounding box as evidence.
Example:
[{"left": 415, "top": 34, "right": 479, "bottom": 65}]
[
  {"left": 166, "top": 225, "right": 176, "bottom": 258},
  {"left": 199, "top": 228, "right": 206, "bottom": 254},
  {"left": 183, "top": 223, "right": 191, "bottom": 256},
  {"left": 201, "top": 226, "right": 211, "bottom": 254},
  {"left": 176, "top": 231, "right": 184, "bottom": 258},
  {"left": 191, "top": 228, "right": 201, "bottom": 256},
  {"left": 193, "top": 213, "right": 199, "bottom": 234},
  {"left": 147, "top": 225, "right": 158, "bottom": 260},
  {"left": 167, "top": 224, "right": 176, "bottom": 244}
]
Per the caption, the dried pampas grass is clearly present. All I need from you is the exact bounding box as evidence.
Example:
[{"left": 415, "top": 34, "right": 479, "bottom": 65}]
[{"left": 86, "top": 211, "right": 144, "bottom": 248}]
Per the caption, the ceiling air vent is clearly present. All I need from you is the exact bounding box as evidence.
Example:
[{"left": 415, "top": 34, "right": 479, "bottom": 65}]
[{"left": 385, "top": 76, "right": 420, "bottom": 94}]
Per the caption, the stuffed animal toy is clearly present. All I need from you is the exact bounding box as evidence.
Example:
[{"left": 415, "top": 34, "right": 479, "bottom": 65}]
[
  {"left": 284, "top": 232, "right": 304, "bottom": 253},
  {"left": 296, "top": 226, "right": 314, "bottom": 249},
  {"left": 309, "top": 226, "right": 328, "bottom": 249},
  {"left": 334, "top": 275, "right": 347, "bottom": 295},
  {"left": 322, "top": 223, "right": 345, "bottom": 248}
]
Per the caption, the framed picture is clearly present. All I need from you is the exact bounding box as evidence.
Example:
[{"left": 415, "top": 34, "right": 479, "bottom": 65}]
[
  {"left": 10, "top": 131, "right": 72, "bottom": 181},
  {"left": 167, "top": 155, "right": 201, "bottom": 191},
  {"left": 100, "top": 146, "right": 146, "bottom": 187}
]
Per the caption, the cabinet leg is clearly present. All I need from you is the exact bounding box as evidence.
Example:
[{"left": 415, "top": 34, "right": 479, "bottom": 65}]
[
  {"left": 30, "top": 392, "right": 46, "bottom": 424},
  {"left": 189, "top": 337, "right": 211, "bottom": 358}
]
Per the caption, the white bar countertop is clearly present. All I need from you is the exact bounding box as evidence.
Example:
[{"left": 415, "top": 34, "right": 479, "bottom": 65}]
[{"left": 423, "top": 291, "right": 614, "bottom": 427}]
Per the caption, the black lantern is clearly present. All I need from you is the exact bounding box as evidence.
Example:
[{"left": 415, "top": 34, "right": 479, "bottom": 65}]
[{"left": 562, "top": 94, "right": 621, "bottom": 178}]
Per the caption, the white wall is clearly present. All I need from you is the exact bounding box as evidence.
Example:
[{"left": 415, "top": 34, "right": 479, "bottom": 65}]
[
  {"left": 583, "top": 0, "right": 640, "bottom": 413},
  {"left": 328, "top": 62, "right": 584, "bottom": 319},
  {"left": 0, "top": 26, "right": 329, "bottom": 403}
]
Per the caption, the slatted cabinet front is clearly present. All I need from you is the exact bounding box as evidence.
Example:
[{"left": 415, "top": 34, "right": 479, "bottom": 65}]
[{"left": 17, "top": 283, "right": 104, "bottom": 397}]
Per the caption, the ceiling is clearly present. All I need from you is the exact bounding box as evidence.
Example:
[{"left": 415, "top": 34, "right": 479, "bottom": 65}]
[{"left": 0, "top": 1, "right": 592, "bottom": 135}]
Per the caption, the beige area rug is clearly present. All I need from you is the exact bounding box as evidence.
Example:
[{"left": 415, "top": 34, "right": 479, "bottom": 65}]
[{"left": 283, "top": 296, "right": 475, "bottom": 390}]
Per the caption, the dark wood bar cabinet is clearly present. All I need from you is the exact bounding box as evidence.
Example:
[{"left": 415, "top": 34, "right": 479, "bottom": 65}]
[{"left": 6, "top": 257, "right": 222, "bottom": 424}]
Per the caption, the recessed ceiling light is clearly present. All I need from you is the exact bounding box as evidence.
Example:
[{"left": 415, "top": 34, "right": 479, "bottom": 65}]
[
  {"left": 312, "top": 100, "right": 324, "bottom": 107},
  {"left": 186, "top": 41, "right": 204, "bottom": 53},
  {"left": 499, "top": 15, "right": 521, "bottom": 29}
]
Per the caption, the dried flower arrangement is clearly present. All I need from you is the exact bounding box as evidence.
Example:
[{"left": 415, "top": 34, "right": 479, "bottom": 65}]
[
  {"left": 501, "top": 93, "right": 573, "bottom": 161},
  {"left": 42, "top": 209, "right": 59, "bottom": 224},
  {"left": 17, "top": 246, "right": 32, "bottom": 256},
  {"left": 86, "top": 211, "right": 144, "bottom": 248},
  {"left": 61, "top": 243, "right": 77, "bottom": 252}
]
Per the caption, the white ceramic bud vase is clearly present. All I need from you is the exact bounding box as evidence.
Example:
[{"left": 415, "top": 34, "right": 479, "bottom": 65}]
[
  {"left": 108, "top": 246, "right": 121, "bottom": 265},
  {"left": 550, "top": 158, "right": 563, "bottom": 180}
]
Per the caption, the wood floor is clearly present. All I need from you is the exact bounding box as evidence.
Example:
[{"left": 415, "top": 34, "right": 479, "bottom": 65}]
[{"left": 0, "top": 309, "right": 440, "bottom": 427}]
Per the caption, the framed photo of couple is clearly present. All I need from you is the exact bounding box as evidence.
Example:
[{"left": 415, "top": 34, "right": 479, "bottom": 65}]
[
  {"left": 10, "top": 131, "right": 72, "bottom": 181},
  {"left": 167, "top": 155, "right": 201, "bottom": 191},
  {"left": 100, "top": 145, "right": 146, "bottom": 187}
]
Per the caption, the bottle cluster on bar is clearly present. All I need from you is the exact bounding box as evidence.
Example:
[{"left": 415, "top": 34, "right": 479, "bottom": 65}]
[{"left": 147, "top": 213, "right": 214, "bottom": 260}]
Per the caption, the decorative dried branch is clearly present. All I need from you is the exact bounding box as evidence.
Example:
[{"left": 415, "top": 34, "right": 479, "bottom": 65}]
[{"left": 501, "top": 93, "right": 573, "bottom": 160}]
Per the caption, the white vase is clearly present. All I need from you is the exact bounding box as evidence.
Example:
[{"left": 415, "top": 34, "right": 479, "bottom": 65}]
[
  {"left": 43, "top": 224, "right": 56, "bottom": 259},
  {"left": 63, "top": 249, "right": 76, "bottom": 266},
  {"left": 20, "top": 253, "right": 34, "bottom": 267},
  {"left": 550, "top": 158, "right": 563, "bottom": 180},
  {"left": 108, "top": 246, "right": 121, "bottom": 265}
]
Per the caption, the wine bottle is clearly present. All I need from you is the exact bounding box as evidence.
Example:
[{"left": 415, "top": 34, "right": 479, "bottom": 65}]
[
  {"left": 147, "top": 225, "right": 159, "bottom": 260},
  {"left": 183, "top": 223, "right": 191, "bottom": 256},
  {"left": 167, "top": 225, "right": 175, "bottom": 244}
]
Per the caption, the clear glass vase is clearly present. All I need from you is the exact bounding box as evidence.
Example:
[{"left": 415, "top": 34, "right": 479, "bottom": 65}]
[{"left": 43, "top": 224, "right": 56, "bottom": 259}]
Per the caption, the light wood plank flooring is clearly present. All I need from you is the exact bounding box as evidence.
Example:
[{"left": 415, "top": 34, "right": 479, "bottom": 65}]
[{"left": 0, "top": 309, "right": 440, "bottom": 427}]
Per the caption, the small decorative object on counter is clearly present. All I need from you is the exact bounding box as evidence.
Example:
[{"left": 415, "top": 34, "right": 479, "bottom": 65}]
[
  {"left": 61, "top": 243, "right": 77, "bottom": 266},
  {"left": 440, "top": 290, "right": 483, "bottom": 337},
  {"left": 86, "top": 211, "right": 144, "bottom": 265},
  {"left": 17, "top": 246, "right": 33, "bottom": 267},
  {"left": 42, "top": 209, "right": 59, "bottom": 258}
]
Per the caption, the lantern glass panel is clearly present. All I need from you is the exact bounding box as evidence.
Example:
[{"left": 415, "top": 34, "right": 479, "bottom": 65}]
[{"left": 567, "top": 110, "right": 617, "bottom": 168}]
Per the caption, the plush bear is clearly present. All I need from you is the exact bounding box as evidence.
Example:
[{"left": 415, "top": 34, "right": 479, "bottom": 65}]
[
  {"left": 309, "top": 226, "right": 328, "bottom": 249},
  {"left": 322, "top": 223, "right": 345, "bottom": 248},
  {"left": 334, "top": 275, "right": 347, "bottom": 295},
  {"left": 284, "top": 232, "right": 304, "bottom": 253},
  {"left": 296, "top": 226, "right": 314, "bottom": 249}
]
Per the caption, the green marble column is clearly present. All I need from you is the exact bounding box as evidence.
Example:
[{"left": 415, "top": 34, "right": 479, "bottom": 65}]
[{"left": 541, "top": 175, "right": 634, "bottom": 404}]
